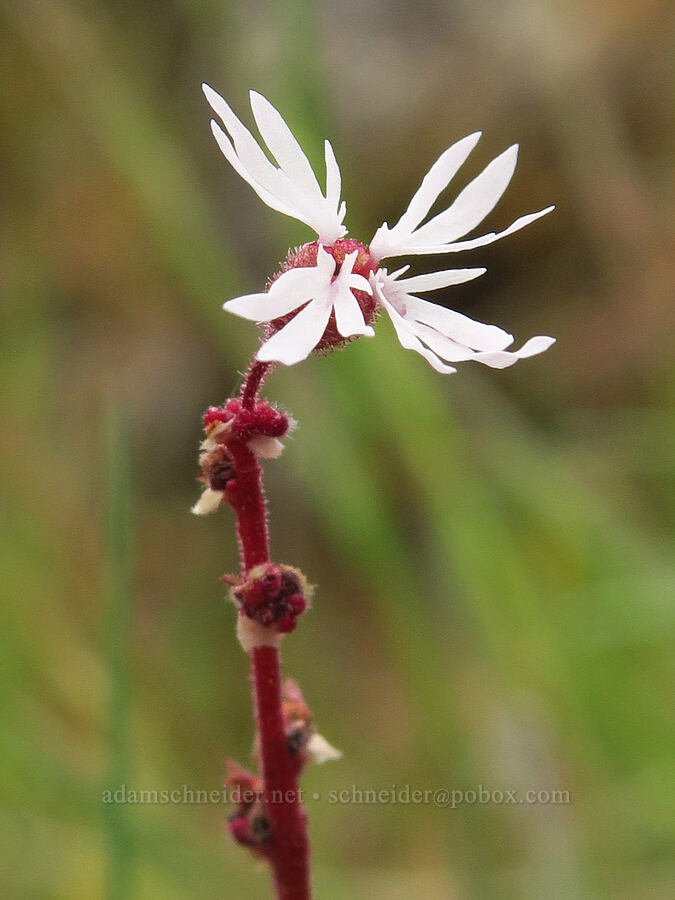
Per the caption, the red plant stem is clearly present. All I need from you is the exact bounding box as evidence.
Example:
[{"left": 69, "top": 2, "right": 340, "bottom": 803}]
[
  {"left": 228, "top": 360, "right": 312, "bottom": 899},
  {"left": 241, "top": 359, "right": 272, "bottom": 409},
  {"left": 227, "top": 438, "right": 269, "bottom": 571},
  {"left": 252, "top": 646, "right": 311, "bottom": 900}
]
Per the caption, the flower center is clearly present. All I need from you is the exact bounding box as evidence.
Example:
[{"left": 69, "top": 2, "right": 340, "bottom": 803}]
[{"left": 268, "top": 239, "right": 380, "bottom": 354}]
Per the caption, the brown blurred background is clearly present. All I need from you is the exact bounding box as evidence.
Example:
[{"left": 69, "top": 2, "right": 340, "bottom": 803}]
[{"left": 1, "top": 1, "right": 673, "bottom": 898}]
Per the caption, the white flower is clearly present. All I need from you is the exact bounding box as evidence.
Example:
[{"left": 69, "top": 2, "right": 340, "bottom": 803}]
[
  {"left": 204, "top": 85, "right": 555, "bottom": 372},
  {"left": 223, "top": 245, "right": 373, "bottom": 365}
]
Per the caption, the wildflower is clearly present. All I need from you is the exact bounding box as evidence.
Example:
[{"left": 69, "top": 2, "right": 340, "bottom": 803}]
[
  {"left": 226, "top": 244, "right": 374, "bottom": 365},
  {"left": 203, "top": 84, "right": 555, "bottom": 372}
]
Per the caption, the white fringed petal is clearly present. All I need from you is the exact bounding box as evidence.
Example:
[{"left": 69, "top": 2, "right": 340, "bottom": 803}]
[
  {"left": 257, "top": 299, "right": 333, "bottom": 365},
  {"left": 306, "top": 732, "right": 342, "bottom": 764},
  {"left": 247, "top": 435, "right": 285, "bottom": 458},
  {"left": 191, "top": 487, "right": 223, "bottom": 515},
  {"left": 228, "top": 248, "right": 373, "bottom": 366},
  {"left": 374, "top": 270, "right": 513, "bottom": 352},
  {"left": 373, "top": 279, "right": 457, "bottom": 374},
  {"left": 399, "top": 293, "right": 513, "bottom": 352},
  {"left": 370, "top": 130, "right": 553, "bottom": 260},
  {"left": 332, "top": 251, "right": 375, "bottom": 338},
  {"left": 374, "top": 269, "right": 554, "bottom": 373},
  {"left": 409, "top": 145, "right": 519, "bottom": 247},
  {"left": 370, "top": 132, "right": 481, "bottom": 260},
  {"left": 402, "top": 206, "right": 555, "bottom": 256},
  {"left": 203, "top": 84, "right": 347, "bottom": 242}
]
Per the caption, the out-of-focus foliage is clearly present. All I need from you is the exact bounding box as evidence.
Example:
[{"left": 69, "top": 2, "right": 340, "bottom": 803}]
[{"left": 1, "top": 1, "right": 673, "bottom": 897}]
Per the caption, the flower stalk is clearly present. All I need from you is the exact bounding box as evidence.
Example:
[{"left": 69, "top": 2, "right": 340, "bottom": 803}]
[{"left": 198, "top": 361, "right": 313, "bottom": 899}]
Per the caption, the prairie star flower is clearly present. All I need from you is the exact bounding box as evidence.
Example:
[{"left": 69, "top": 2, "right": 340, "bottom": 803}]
[
  {"left": 203, "top": 84, "right": 555, "bottom": 372},
  {"left": 225, "top": 243, "right": 374, "bottom": 365}
]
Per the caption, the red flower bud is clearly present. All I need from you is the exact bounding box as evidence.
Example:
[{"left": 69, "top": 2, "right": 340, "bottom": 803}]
[
  {"left": 287, "top": 594, "right": 306, "bottom": 615},
  {"left": 202, "top": 405, "right": 229, "bottom": 428},
  {"left": 230, "top": 563, "right": 310, "bottom": 634}
]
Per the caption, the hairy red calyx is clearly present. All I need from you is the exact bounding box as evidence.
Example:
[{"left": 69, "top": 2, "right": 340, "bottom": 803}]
[
  {"left": 227, "top": 562, "right": 309, "bottom": 633},
  {"left": 197, "top": 398, "right": 289, "bottom": 495},
  {"left": 267, "top": 238, "right": 380, "bottom": 354},
  {"left": 205, "top": 398, "right": 289, "bottom": 441}
]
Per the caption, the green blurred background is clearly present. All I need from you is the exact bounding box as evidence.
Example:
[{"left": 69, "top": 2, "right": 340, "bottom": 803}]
[{"left": 1, "top": 1, "right": 673, "bottom": 897}]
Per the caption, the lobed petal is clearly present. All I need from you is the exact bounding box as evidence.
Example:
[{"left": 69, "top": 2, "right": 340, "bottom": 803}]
[
  {"left": 204, "top": 86, "right": 292, "bottom": 205},
  {"left": 410, "top": 145, "right": 519, "bottom": 246},
  {"left": 257, "top": 299, "right": 333, "bottom": 365},
  {"left": 249, "top": 90, "right": 321, "bottom": 198},
  {"left": 223, "top": 265, "right": 327, "bottom": 321},
  {"left": 370, "top": 133, "right": 481, "bottom": 260},
  {"left": 331, "top": 251, "right": 374, "bottom": 338},
  {"left": 471, "top": 335, "right": 556, "bottom": 368},
  {"left": 324, "top": 140, "right": 342, "bottom": 210},
  {"left": 374, "top": 281, "right": 457, "bottom": 374},
  {"left": 408, "top": 319, "right": 555, "bottom": 369},
  {"left": 373, "top": 254, "right": 555, "bottom": 372},
  {"left": 210, "top": 120, "right": 298, "bottom": 220},
  {"left": 401, "top": 206, "right": 555, "bottom": 255},
  {"left": 400, "top": 293, "right": 514, "bottom": 351},
  {"left": 204, "top": 84, "right": 347, "bottom": 241},
  {"left": 333, "top": 289, "right": 374, "bottom": 338},
  {"left": 375, "top": 270, "right": 514, "bottom": 352},
  {"left": 395, "top": 267, "right": 486, "bottom": 293}
]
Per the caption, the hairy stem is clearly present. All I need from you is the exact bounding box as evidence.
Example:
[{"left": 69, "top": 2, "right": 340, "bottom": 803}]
[
  {"left": 229, "top": 360, "right": 311, "bottom": 899},
  {"left": 252, "top": 646, "right": 311, "bottom": 900},
  {"left": 227, "top": 438, "right": 269, "bottom": 571},
  {"left": 241, "top": 359, "right": 272, "bottom": 410}
]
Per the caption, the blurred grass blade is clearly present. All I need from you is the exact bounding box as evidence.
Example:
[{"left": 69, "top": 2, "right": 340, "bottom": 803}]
[{"left": 102, "top": 404, "right": 134, "bottom": 900}]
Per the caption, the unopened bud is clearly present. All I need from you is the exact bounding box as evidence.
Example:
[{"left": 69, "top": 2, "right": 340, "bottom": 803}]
[
  {"left": 231, "top": 563, "right": 311, "bottom": 635},
  {"left": 279, "top": 678, "right": 341, "bottom": 769},
  {"left": 224, "top": 760, "right": 268, "bottom": 854}
]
